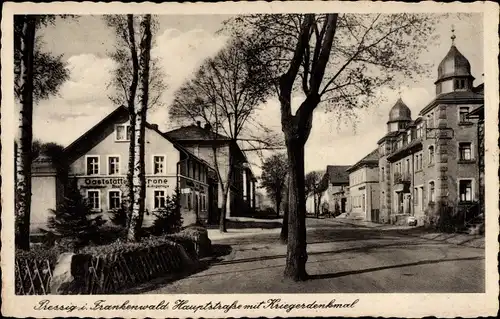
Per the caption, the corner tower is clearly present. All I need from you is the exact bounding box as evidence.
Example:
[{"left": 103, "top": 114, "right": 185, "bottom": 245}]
[
  {"left": 387, "top": 98, "right": 412, "bottom": 132},
  {"left": 435, "top": 27, "right": 475, "bottom": 95}
]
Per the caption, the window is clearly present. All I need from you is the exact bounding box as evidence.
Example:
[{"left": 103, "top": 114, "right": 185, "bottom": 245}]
[
  {"left": 381, "top": 167, "right": 385, "bottom": 181},
  {"left": 108, "top": 156, "right": 120, "bottom": 175},
  {"left": 459, "top": 107, "right": 470, "bottom": 123},
  {"left": 109, "top": 190, "right": 121, "bottom": 210},
  {"left": 187, "top": 193, "right": 192, "bottom": 210},
  {"left": 406, "top": 159, "right": 410, "bottom": 174},
  {"left": 154, "top": 190, "right": 166, "bottom": 209},
  {"left": 420, "top": 186, "right": 425, "bottom": 208},
  {"left": 86, "top": 156, "right": 99, "bottom": 175},
  {"left": 414, "top": 188, "right": 419, "bottom": 204},
  {"left": 459, "top": 180, "right": 473, "bottom": 202},
  {"left": 454, "top": 79, "right": 466, "bottom": 90},
  {"left": 428, "top": 145, "right": 434, "bottom": 164},
  {"left": 416, "top": 122, "right": 423, "bottom": 138},
  {"left": 459, "top": 143, "right": 472, "bottom": 160},
  {"left": 115, "top": 124, "right": 131, "bottom": 141},
  {"left": 429, "top": 181, "right": 435, "bottom": 203},
  {"left": 407, "top": 130, "right": 412, "bottom": 144},
  {"left": 153, "top": 155, "right": 165, "bottom": 174},
  {"left": 87, "top": 190, "right": 100, "bottom": 210}
]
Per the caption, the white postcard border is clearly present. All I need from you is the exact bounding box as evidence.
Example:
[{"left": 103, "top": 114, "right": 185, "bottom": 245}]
[{"left": 1, "top": 1, "right": 499, "bottom": 318}]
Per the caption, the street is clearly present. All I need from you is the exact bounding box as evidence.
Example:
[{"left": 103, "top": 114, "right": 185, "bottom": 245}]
[{"left": 135, "top": 218, "right": 484, "bottom": 294}]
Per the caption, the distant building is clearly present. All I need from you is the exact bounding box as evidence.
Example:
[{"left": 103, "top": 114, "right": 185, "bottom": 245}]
[
  {"left": 347, "top": 149, "right": 380, "bottom": 221},
  {"left": 165, "top": 122, "right": 257, "bottom": 222},
  {"left": 30, "top": 106, "right": 214, "bottom": 233},
  {"left": 307, "top": 165, "right": 351, "bottom": 215},
  {"left": 376, "top": 33, "right": 483, "bottom": 225}
]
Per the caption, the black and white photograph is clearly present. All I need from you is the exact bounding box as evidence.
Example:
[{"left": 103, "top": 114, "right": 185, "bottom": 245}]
[{"left": 1, "top": 1, "right": 498, "bottom": 318}]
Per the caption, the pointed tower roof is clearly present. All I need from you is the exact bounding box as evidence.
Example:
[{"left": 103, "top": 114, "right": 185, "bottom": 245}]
[
  {"left": 436, "top": 27, "right": 474, "bottom": 83},
  {"left": 388, "top": 98, "right": 412, "bottom": 123}
]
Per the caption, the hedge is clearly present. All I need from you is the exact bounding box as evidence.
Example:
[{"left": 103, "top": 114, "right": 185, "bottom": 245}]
[{"left": 16, "top": 226, "right": 211, "bottom": 295}]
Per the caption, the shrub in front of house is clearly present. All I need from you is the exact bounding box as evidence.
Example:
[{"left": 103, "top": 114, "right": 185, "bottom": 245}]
[
  {"left": 43, "top": 179, "right": 107, "bottom": 250},
  {"left": 109, "top": 205, "right": 128, "bottom": 229},
  {"left": 151, "top": 193, "right": 183, "bottom": 236}
]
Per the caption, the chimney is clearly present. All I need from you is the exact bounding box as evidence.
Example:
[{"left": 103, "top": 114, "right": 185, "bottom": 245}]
[
  {"left": 204, "top": 123, "right": 212, "bottom": 131},
  {"left": 196, "top": 121, "right": 201, "bottom": 127}
]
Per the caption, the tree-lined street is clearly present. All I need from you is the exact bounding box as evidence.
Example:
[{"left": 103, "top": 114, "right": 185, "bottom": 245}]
[{"left": 138, "top": 218, "right": 484, "bottom": 293}]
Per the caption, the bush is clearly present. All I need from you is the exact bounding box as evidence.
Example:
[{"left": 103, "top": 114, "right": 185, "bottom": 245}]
[
  {"left": 78, "top": 234, "right": 181, "bottom": 256},
  {"left": 168, "top": 226, "right": 212, "bottom": 258},
  {"left": 109, "top": 205, "right": 128, "bottom": 229},
  {"left": 43, "top": 179, "right": 106, "bottom": 248},
  {"left": 151, "top": 193, "right": 182, "bottom": 235}
]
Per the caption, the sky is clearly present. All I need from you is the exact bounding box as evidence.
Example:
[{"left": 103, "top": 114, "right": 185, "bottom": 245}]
[{"left": 33, "top": 13, "right": 484, "bottom": 178}]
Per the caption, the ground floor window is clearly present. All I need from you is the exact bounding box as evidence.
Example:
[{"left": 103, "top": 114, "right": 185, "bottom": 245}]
[
  {"left": 200, "top": 194, "right": 206, "bottom": 211},
  {"left": 154, "top": 190, "right": 166, "bottom": 209},
  {"left": 429, "top": 181, "right": 435, "bottom": 203},
  {"left": 87, "top": 190, "right": 100, "bottom": 210},
  {"left": 420, "top": 186, "right": 424, "bottom": 209},
  {"left": 459, "top": 180, "right": 473, "bottom": 202},
  {"left": 109, "top": 190, "right": 121, "bottom": 210}
]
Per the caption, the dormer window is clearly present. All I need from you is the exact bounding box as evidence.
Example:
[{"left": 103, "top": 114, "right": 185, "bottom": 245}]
[{"left": 116, "top": 124, "right": 131, "bottom": 141}]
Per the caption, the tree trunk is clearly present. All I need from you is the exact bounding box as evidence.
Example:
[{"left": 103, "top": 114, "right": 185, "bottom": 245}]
[
  {"left": 127, "top": 14, "right": 151, "bottom": 242},
  {"left": 275, "top": 197, "right": 281, "bottom": 218},
  {"left": 15, "top": 16, "right": 36, "bottom": 250},
  {"left": 125, "top": 14, "right": 139, "bottom": 231},
  {"left": 284, "top": 138, "right": 308, "bottom": 281},
  {"left": 315, "top": 193, "right": 320, "bottom": 218},
  {"left": 219, "top": 183, "right": 229, "bottom": 232},
  {"left": 127, "top": 108, "right": 146, "bottom": 241},
  {"left": 280, "top": 179, "right": 290, "bottom": 243},
  {"left": 125, "top": 112, "right": 136, "bottom": 230}
]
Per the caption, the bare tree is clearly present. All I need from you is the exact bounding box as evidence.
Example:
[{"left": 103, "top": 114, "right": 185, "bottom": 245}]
[
  {"left": 104, "top": 15, "right": 164, "bottom": 240},
  {"left": 14, "top": 15, "right": 71, "bottom": 250},
  {"left": 261, "top": 153, "right": 288, "bottom": 218},
  {"left": 223, "top": 13, "right": 437, "bottom": 280},
  {"left": 170, "top": 38, "right": 280, "bottom": 232},
  {"left": 305, "top": 171, "right": 323, "bottom": 218},
  {"left": 128, "top": 14, "right": 153, "bottom": 241}
]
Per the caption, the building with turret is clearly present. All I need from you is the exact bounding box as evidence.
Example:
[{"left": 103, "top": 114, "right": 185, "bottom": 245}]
[{"left": 376, "top": 31, "right": 484, "bottom": 226}]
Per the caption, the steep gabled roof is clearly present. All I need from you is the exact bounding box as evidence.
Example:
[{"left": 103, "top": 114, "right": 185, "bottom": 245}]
[
  {"left": 64, "top": 105, "right": 128, "bottom": 157},
  {"left": 63, "top": 105, "right": 213, "bottom": 170},
  {"left": 165, "top": 125, "right": 231, "bottom": 141},
  {"left": 347, "top": 149, "right": 379, "bottom": 173}
]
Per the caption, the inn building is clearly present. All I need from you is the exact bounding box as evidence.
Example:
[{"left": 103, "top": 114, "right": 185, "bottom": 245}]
[{"left": 30, "top": 106, "right": 215, "bottom": 232}]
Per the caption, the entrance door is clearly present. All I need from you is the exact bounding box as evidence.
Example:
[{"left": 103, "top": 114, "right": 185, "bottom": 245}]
[{"left": 341, "top": 198, "right": 346, "bottom": 213}]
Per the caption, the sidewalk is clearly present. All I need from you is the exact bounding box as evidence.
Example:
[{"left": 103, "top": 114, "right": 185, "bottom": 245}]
[{"left": 333, "top": 217, "right": 485, "bottom": 249}]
